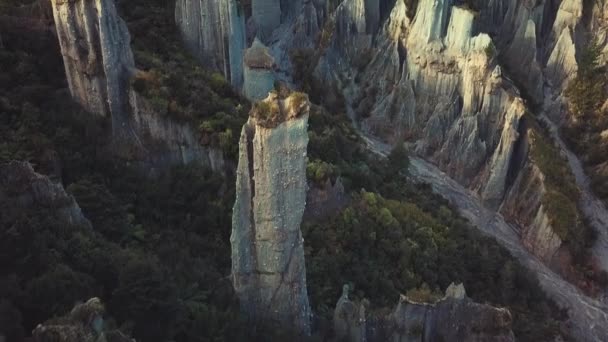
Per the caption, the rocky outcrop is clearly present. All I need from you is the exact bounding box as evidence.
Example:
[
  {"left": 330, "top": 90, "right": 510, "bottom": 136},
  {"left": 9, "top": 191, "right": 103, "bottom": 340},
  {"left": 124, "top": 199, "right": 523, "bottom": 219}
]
[
  {"left": 0, "top": 161, "right": 90, "bottom": 229},
  {"left": 502, "top": 161, "right": 563, "bottom": 263},
  {"left": 51, "top": 0, "right": 225, "bottom": 172},
  {"left": 175, "top": 0, "right": 246, "bottom": 89},
  {"left": 243, "top": 39, "right": 276, "bottom": 101},
  {"left": 50, "top": 0, "right": 136, "bottom": 142},
  {"left": 32, "top": 298, "right": 133, "bottom": 342},
  {"left": 231, "top": 91, "right": 312, "bottom": 335},
  {"left": 127, "top": 91, "right": 225, "bottom": 173},
  {"left": 334, "top": 283, "right": 515, "bottom": 342}
]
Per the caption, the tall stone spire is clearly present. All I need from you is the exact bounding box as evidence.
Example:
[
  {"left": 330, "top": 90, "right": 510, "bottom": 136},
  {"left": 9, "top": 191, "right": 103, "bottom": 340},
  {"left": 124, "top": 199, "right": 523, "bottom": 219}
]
[{"left": 231, "top": 91, "right": 312, "bottom": 336}]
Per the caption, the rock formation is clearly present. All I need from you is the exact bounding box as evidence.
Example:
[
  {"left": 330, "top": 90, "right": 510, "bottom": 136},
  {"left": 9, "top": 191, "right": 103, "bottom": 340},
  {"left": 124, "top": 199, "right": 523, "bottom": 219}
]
[
  {"left": 175, "top": 0, "right": 246, "bottom": 89},
  {"left": 0, "top": 161, "right": 91, "bottom": 229},
  {"left": 32, "top": 298, "right": 133, "bottom": 342},
  {"left": 231, "top": 91, "right": 312, "bottom": 335},
  {"left": 50, "top": 0, "right": 136, "bottom": 142},
  {"left": 243, "top": 39, "right": 276, "bottom": 101},
  {"left": 50, "top": 0, "right": 225, "bottom": 172},
  {"left": 252, "top": 0, "right": 282, "bottom": 41},
  {"left": 334, "top": 283, "right": 515, "bottom": 341}
]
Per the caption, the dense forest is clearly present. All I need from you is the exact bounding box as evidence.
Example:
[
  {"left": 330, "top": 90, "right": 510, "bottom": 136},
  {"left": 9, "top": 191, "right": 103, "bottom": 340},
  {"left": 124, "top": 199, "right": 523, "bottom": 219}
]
[{"left": 0, "top": 0, "right": 572, "bottom": 341}]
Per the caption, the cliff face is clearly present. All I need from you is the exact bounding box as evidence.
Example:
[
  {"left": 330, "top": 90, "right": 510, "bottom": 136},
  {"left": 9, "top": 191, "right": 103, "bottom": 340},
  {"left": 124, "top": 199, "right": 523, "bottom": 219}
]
[
  {"left": 50, "top": 0, "right": 136, "bottom": 142},
  {"left": 334, "top": 283, "right": 515, "bottom": 342},
  {"left": 175, "top": 0, "right": 246, "bottom": 89},
  {"left": 250, "top": 0, "right": 608, "bottom": 308},
  {"left": 32, "top": 298, "right": 133, "bottom": 342},
  {"left": 0, "top": 161, "right": 90, "bottom": 229},
  {"left": 50, "top": 0, "right": 225, "bottom": 172},
  {"left": 231, "top": 92, "right": 312, "bottom": 335}
]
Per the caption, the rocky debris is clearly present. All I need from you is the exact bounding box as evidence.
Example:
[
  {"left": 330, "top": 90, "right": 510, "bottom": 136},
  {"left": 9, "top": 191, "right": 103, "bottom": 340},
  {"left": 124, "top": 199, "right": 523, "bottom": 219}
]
[
  {"left": 243, "top": 39, "right": 276, "bottom": 101},
  {"left": 50, "top": 0, "right": 136, "bottom": 142},
  {"left": 32, "top": 298, "right": 133, "bottom": 342},
  {"left": 0, "top": 161, "right": 90, "bottom": 229},
  {"left": 231, "top": 91, "right": 312, "bottom": 335},
  {"left": 546, "top": 27, "right": 578, "bottom": 88},
  {"left": 334, "top": 283, "right": 515, "bottom": 342},
  {"left": 175, "top": 0, "right": 246, "bottom": 89}
]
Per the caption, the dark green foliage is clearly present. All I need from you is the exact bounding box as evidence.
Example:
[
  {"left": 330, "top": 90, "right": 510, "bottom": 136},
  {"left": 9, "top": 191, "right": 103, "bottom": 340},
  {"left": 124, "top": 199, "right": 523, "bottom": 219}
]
[
  {"left": 119, "top": 0, "right": 249, "bottom": 158},
  {"left": 303, "top": 190, "right": 567, "bottom": 341},
  {"left": 562, "top": 41, "right": 608, "bottom": 209},
  {"left": 1, "top": 1, "right": 570, "bottom": 342},
  {"left": 565, "top": 41, "right": 606, "bottom": 117}
]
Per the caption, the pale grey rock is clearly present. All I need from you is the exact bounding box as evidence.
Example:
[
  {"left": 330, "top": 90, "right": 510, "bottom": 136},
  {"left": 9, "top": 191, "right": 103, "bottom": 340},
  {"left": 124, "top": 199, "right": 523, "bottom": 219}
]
[
  {"left": 546, "top": 27, "right": 578, "bottom": 88},
  {"left": 231, "top": 92, "right": 312, "bottom": 335},
  {"left": 501, "top": 18, "right": 543, "bottom": 101},
  {"left": 269, "top": 0, "right": 323, "bottom": 78},
  {"left": 502, "top": 154, "right": 563, "bottom": 263},
  {"left": 334, "top": 283, "right": 514, "bottom": 341},
  {"left": 128, "top": 91, "right": 225, "bottom": 173},
  {"left": 243, "top": 39, "right": 276, "bottom": 101},
  {"left": 333, "top": 0, "right": 371, "bottom": 61},
  {"left": 590, "top": 0, "right": 608, "bottom": 64},
  {"left": 253, "top": 0, "right": 282, "bottom": 41},
  {"left": 481, "top": 98, "right": 526, "bottom": 207},
  {"left": 33, "top": 298, "right": 134, "bottom": 342},
  {"left": 409, "top": 0, "right": 451, "bottom": 45},
  {"left": 551, "top": 0, "right": 583, "bottom": 39},
  {"left": 175, "top": 0, "right": 246, "bottom": 89},
  {"left": 0, "top": 161, "right": 91, "bottom": 229},
  {"left": 50, "top": 0, "right": 136, "bottom": 142},
  {"left": 444, "top": 282, "right": 466, "bottom": 299}
]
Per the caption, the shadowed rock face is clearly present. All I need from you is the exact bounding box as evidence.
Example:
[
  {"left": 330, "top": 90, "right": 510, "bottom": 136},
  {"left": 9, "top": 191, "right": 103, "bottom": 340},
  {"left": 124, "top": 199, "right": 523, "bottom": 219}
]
[
  {"left": 231, "top": 92, "right": 312, "bottom": 335},
  {"left": 32, "top": 298, "right": 133, "bottom": 342},
  {"left": 253, "top": 0, "right": 282, "bottom": 41},
  {"left": 175, "top": 0, "right": 246, "bottom": 89},
  {"left": 50, "top": 0, "right": 136, "bottom": 142},
  {"left": 334, "top": 283, "right": 515, "bottom": 342},
  {"left": 0, "top": 161, "right": 90, "bottom": 229}
]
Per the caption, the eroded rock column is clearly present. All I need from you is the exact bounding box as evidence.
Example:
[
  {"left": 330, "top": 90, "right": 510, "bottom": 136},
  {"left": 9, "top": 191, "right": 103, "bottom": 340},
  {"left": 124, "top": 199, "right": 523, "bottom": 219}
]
[
  {"left": 231, "top": 91, "right": 312, "bottom": 335},
  {"left": 175, "top": 0, "right": 246, "bottom": 89},
  {"left": 50, "top": 0, "right": 135, "bottom": 141}
]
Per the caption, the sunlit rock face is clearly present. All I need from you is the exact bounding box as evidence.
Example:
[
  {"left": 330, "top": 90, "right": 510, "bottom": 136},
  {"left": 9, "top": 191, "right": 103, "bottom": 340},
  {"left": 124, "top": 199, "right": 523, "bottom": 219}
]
[
  {"left": 175, "top": 0, "right": 246, "bottom": 89},
  {"left": 334, "top": 283, "right": 515, "bottom": 342},
  {"left": 231, "top": 92, "right": 312, "bottom": 336},
  {"left": 50, "top": 0, "right": 136, "bottom": 141}
]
